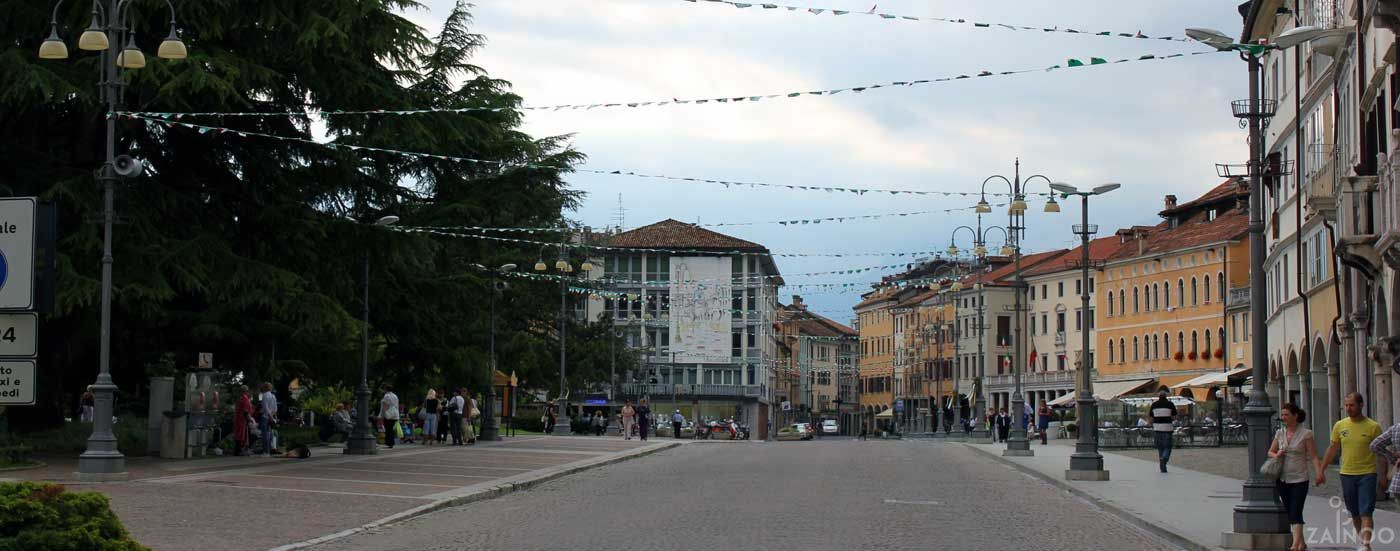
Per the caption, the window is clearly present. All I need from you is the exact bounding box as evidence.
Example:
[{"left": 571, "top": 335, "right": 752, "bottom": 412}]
[
  {"left": 1118, "top": 289, "right": 1125, "bottom": 316},
  {"left": 1218, "top": 327, "right": 1225, "bottom": 354},
  {"left": 1041, "top": 355, "right": 1048, "bottom": 372},
  {"left": 1118, "top": 338, "right": 1126, "bottom": 363},
  {"left": 1231, "top": 315, "right": 1239, "bottom": 343},
  {"left": 1040, "top": 313, "right": 1048, "bottom": 335},
  {"left": 1205, "top": 330, "right": 1212, "bottom": 355},
  {"left": 1058, "top": 282, "right": 1065, "bottom": 297},
  {"left": 1203, "top": 276, "right": 1211, "bottom": 303},
  {"left": 1108, "top": 292, "right": 1115, "bottom": 316},
  {"left": 1075, "top": 279, "right": 1081, "bottom": 295},
  {"left": 1030, "top": 286, "right": 1036, "bottom": 300},
  {"left": 1030, "top": 316, "right": 1036, "bottom": 335},
  {"left": 1242, "top": 313, "right": 1249, "bottom": 341},
  {"left": 1089, "top": 277, "right": 1095, "bottom": 292},
  {"left": 1075, "top": 309, "right": 1082, "bottom": 331},
  {"left": 1041, "top": 284, "right": 1048, "bottom": 299},
  {"left": 1133, "top": 337, "right": 1140, "bottom": 361},
  {"left": 1057, "top": 356, "right": 1066, "bottom": 371},
  {"left": 1151, "top": 283, "right": 1159, "bottom": 311},
  {"left": 1133, "top": 287, "right": 1140, "bottom": 313},
  {"left": 1109, "top": 339, "right": 1115, "bottom": 363},
  {"left": 1218, "top": 271, "right": 1226, "bottom": 302},
  {"left": 1056, "top": 312, "right": 1065, "bottom": 333},
  {"left": 1162, "top": 332, "right": 1170, "bottom": 357},
  {"left": 1177, "top": 332, "right": 1185, "bottom": 354},
  {"left": 1152, "top": 334, "right": 1159, "bottom": 359},
  {"left": 1164, "top": 281, "right": 1171, "bottom": 309},
  {"left": 1177, "top": 279, "right": 1185, "bottom": 308},
  {"left": 1283, "top": 254, "right": 1290, "bottom": 298},
  {"left": 1191, "top": 330, "right": 1199, "bottom": 354},
  {"left": 1088, "top": 308, "right": 1095, "bottom": 330},
  {"left": 1191, "top": 277, "right": 1199, "bottom": 306}
]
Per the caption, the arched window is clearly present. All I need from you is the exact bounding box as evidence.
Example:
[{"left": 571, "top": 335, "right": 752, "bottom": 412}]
[
  {"left": 1109, "top": 339, "right": 1116, "bottom": 363},
  {"left": 1205, "top": 330, "right": 1212, "bottom": 355},
  {"left": 1152, "top": 283, "right": 1160, "bottom": 311},
  {"left": 1191, "top": 277, "right": 1199, "bottom": 306},
  {"left": 1152, "top": 334, "right": 1159, "bottom": 359},
  {"left": 1119, "top": 338, "right": 1126, "bottom": 363},
  {"left": 1177, "top": 332, "right": 1185, "bottom": 355},
  {"left": 1133, "top": 337, "right": 1140, "bottom": 361},
  {"left": 1118, "top": 289, "right": 1125, "bottom": 316},
  {"left": 1177, "top": 279, "right": 1185, "bottom": 308},
  {"left": 1163, "top": 280, "right": 1171, "bottom": 309},
  {"left": 1133, "top": 287, "right": 1140, "bottom": 313},
  {"left": 1163, "top": 332, "right": 1170, "bottom": 357},
  {"left": 1203, "top": 276, "right": 1212, "bottom": 304},
  {"left": 1218, "top": 272, "right": 1226, "bottom": 303},
  {"left": 1108, "top": 291, "right": 1115, "bottom": 317},
  {"left": 1191, "top": 330, "right": 1199, "bottom": 354},
  {"left": 1218, "top": 327, "right": 1225, "bottom": 353}
]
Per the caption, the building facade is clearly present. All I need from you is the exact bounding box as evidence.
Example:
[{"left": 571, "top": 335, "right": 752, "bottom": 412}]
[
  {"left": 775, "top": 296, "right": 857, "bottom": 433},
  {"left": 602, "top": 219, "right": 781, "bottom": 438},
  {"left": 1022, "top": 236, "right": 1122, "bottom": 411}
]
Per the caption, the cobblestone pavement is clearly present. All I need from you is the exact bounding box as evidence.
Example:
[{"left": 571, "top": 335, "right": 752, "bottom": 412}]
[
  {"left": 314, "top": 440, "right": 1182, "bottom": 551},
  {"left": 1108, "top": 444, "right": 1400, "bottom": 514}
]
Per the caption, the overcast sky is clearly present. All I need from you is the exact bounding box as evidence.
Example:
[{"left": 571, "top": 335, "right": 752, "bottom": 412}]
[{"left": 406, "top": 0, "right": 1248, "bottom": 321}]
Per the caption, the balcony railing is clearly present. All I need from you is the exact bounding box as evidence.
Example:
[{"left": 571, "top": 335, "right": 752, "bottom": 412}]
[
  {"left": 621, "top": 383, "right": 762, "bottom": 399},
  {"left": 987, "top": 370, "right": 1077, "bottom": 388},
  {"left": 1054, "top": 332, "right": 1066, "bottom": 346}
]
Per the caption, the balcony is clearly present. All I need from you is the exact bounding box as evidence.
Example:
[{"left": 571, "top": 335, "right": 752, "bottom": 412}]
[
  {"left": 1054, "top": 332, "right": 1066, "bottom": 347},
  {"left": 986, "top": 370, "right": 1077, "bottom": 389},
  {"left": 621, "top": 383, "right": 763, "bottom": 399},
  {"left": 1305, "top": 143, "right": 1337, "bottom": 216}
]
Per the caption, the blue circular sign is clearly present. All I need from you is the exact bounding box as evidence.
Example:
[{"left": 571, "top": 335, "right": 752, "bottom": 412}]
[{"left": 0, "top": 249, "right": 9, "bottom": 291}]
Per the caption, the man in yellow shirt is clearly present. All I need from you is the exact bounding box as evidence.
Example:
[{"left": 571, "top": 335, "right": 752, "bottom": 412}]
[{"left": 1320, "top": 393, "right": 1383, "bottom": 551}]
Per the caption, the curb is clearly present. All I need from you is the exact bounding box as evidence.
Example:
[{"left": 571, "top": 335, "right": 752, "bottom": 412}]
[
  {"left": 267, "top": 441, "right": 681, "bottom": 551},
  {"left": 961, "top": 443, "right": 1210, "bottom": 551}
]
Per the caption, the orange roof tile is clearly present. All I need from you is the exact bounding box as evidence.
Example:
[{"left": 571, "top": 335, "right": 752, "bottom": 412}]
[
  {"left": 1022, "top": 236, "right": 1131, "bottom": 277},
  {"left": 609, "top": 219, "right": 766, "bottom": 251}
]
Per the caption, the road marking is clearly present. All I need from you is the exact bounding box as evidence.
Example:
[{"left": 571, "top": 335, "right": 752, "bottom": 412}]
[
  {"left": 317, "top": 466, "right": 507, "bottom": 478},
  {"left": 171, "top": 480, "right": 435, "bottom": 500},
  {"left": 883, "top": 499, "right": 941, "bottom": 506},
  {"left": 243, "top": 474, "right": 460, "bottom": 488},
  {"left": 356, "top": 460, "right": 552, "bottom": 470}
]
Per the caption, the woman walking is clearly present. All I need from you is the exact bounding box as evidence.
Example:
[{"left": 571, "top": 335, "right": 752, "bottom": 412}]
[
  {"left": 421, "top": 390, "right": 440, "bottom": 446},
  {"left": 620, "top": 400, "right": 636, "bottom": 440},
  {"left": 1269, "top": 403, "right": 1323, "bottom": 551},
  {"left": 233, "top": 386, "right": 253, "bottom": 456},
  {"left": 636, "top": 399, "right": 652, "bottom": 441}
]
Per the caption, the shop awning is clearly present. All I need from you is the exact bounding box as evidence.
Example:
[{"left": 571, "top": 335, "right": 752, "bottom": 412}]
[
  {"left": 1092, "top": 379, "right": 1157, "bottom": 401},
  {"left": 1047, "top": 392, "right": 1077, "bottom": 407},
  {"left": 874, "top": 408, "right": 894, "bottom": 419},
  {"left": 1169, "top": 365, "right": 1253, "bottom": 389}
]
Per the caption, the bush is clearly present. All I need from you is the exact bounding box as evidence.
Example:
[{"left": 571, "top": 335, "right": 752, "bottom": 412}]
[
  {"left": 1064, "top": 422, "right": 1078, "bottom": 436},
  {"left": 6, "top": 418, "right": 146, "bottom": 456},
  {"left": 0, "top": 445, "right": 32, "bottom": 468},
  {"left": 0, "top": 482, "right": 149, "bottom": 550},
  {"left": 298, "top": 385, "right": 353, "bottom": 417}
]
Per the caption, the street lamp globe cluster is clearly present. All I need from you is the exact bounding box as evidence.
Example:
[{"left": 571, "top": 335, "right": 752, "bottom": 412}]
[{"left": 537, "top": 245, "right": 591, "bottom": 435}]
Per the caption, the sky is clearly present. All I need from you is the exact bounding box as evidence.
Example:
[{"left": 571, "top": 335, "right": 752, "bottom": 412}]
[{"left": 404, "top": 0, "right": 1249, "bottom": 322}]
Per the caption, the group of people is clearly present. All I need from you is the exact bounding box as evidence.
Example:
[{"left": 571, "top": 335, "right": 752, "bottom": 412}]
[
  {"left": 541, "top": 398, "right": 657, "bottom": 440},
  {"left": 385, "top": 385, "right": 481, "bottom": 448},
  {"left": 231, "top": 382, "right": 280, "bottom": 457},
  {"left": 1151, "top": 390, "right": 1398, "bottom": 551}
]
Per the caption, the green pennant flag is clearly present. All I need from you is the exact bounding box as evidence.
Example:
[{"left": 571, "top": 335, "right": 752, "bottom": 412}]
[
  {"left": 1090, "top": 57, "right": 1107, "bottom": 65},
  {"left": 1067, "top": 59, "right": 1084, "bottom": 67}
]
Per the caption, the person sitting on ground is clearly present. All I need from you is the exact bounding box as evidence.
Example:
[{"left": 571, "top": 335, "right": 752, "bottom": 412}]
[{"left": 282, "top": 444, "right": 310, "bottom": 459}]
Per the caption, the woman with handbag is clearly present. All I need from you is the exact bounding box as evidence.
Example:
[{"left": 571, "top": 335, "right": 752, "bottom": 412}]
[{"left": 1264, "top": 403, "right": 1323, "bottom": 551}]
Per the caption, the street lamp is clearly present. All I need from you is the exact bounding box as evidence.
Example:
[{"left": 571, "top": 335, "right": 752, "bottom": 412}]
[
  {"left": 537, "top": 244, "right": 589, "bottom": 435},
  {"left": 473, "top": 262, "right": 517, "bottom": 442},
  {"left": 41, "top": 0, "right": 189, "bottom": 479},
  {"left": 1049, "top": 182, "right": 1120, "bottom": 481},
  {"left": 1183, "top": 23, "right": 1332, "bottom": 544},
  {"left": 345, "top": 215, "right": 398, "bottom": 455},
  {"left": 982, "top": 164, "right": 1060, "bottom": 458},
  {"left": 950, "top": 222, "right": 1010, "bottom": 443}
]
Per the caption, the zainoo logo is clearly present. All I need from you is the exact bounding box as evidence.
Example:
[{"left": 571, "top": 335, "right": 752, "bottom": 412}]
[{"left": 1304, "top": 496, "right": 1397, "bottom": 546}]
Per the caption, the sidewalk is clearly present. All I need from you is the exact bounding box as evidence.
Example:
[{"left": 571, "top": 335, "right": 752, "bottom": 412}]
[
  {"left": 2, "top": 436, "right": 676, "bottom": 551},
  {"left": 964, "top": 442, "right": 1400, "bottom": 550}
]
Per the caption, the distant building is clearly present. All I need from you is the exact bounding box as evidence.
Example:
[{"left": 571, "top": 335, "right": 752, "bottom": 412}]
[{"left": 774, "top": 296, "right": 857, "bottom": 433}]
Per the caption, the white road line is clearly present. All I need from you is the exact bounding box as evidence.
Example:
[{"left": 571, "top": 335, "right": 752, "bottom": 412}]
[
  {"left": 883, "top": 499, "right": 941, "bottom": 506},
  {"left": 243, "top": 474, "right": 459, "bottom": 488},
  {"left": 316, "top": 466, "right": 501, "bottom": 479},
  {"left": 349, "top": 461, "right": 538, "bottom": 471},
  {"left": 165, "top": 481, "right": 434, "bottom": 500}
]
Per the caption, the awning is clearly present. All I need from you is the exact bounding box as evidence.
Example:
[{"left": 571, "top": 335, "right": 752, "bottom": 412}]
[
  {"left": 1048, "top": 392, "right": 1077, "bottom": 407},
  {"left": 1181, "top": 386, "right": 1212, "bottom": 402},
  {"left": 1169, "top": 365, "right": 1253, "bottom": 389},
  {"left": 1091, "top": 378, "right": 1157, "bottom": 401},
  {"left": 1120, "top": 395, "right": 1195, "bottom": 406},
  {"left": 874, "top": 408, "right": 894, "bottom": 419}
]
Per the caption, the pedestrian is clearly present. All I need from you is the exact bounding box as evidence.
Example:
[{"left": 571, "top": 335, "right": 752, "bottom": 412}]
[
  {"left": 592, "top": 411, "right": 605, "bottom": 436},
  {"left": 1021, "top": 400, "right": 1032, "bottom": 431},
  {"left": 465, "top": 391, "right": 478, "bottom": 444},
  {"left": 421, "top": 389, "right": 439, "bottom": 446},
  {"left": 1037, "top": 402, "right": 1052, "bottom": 445},
  {"left": 620, "top": 400, "right": 636, "bottom": 440},
  {"left": 543, "top": 400, "right": 556, "bottom": 434},
  {"left": 1320, "top": 392, "right": 1383, "bottom": 551},
  {"left": 1368, "top": 417, "right": 1400, "bottom": 514},
  {"left": 447, "top": 388, "right": 466, "bottom": 445},
  {"left": 1269, "top": 403, "right": 1323, "bottom": 551},
  {"left": 80, "top": 386, "right": 95, "bottom": 423},
  {"left": 636, "top": 399, "right": 652, "bottom": 441},
  {"left": 258, "top": 382, "right": 278, "bottom": 457},
  {"left": 330, "top": 402, "right": 353, "bottom": 441},
  {"left": 995, "top": 408, "right": 1011, "bottom": 442},
  {"left": 986, "top": 408, "right": 996, "bottom": 439},
  {"left": 1149, "top": 389, "right": 1176, "bottom": 473},
  {"left": 672, "top": 410, "right": 685, "bottom": 439},
  {"left": 233, "top": 386, "right": 253, "bottom": 456},
  {"left": 379, "top": 384, "right": 400, "bottom": 449}
]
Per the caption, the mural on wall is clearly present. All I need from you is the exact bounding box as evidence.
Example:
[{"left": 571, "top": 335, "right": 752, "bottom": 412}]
[{"left": 671, "top": 256, "right": 732, "bottom": 364}]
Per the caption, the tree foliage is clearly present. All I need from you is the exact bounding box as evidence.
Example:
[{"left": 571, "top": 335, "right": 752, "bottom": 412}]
[{"left": 0, "top": 0, "right": 621, "bottom": 426}]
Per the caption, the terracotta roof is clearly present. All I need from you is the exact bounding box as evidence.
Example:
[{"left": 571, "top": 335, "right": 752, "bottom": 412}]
[
  {"left": 1022, "top": 236, "right": 1131, "bottom": 277},
  {"left": 1106, "top": 208, "right": 1248, "bottom": 262},
  {"left": 609, "top": 219, "right": 766, "bottom": 251},
  {"left": 777, "top": 304, "right": 858, "bottom": 337},
  {"left": 892, "top": 289, "right": 936, "bottom": 309},
  {"left": 978, "top": 249, "right": 1071, "bottom": 286},
  {"left": 1159, "top": 179, "right": 1246, "bottom": 217}
]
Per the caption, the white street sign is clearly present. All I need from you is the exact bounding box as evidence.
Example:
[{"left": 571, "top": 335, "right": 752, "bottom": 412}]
[
  {"left": 0, "top": 198, "right": 35, "bottom": 310},
  {"left": 0, "top": 313, "right": 37, "bottom": 357},
  {"left": 0, "top": 360, "right": 34, "bottom": 405},
  {"left": 198, "top": 352, "right": 213, "bottom": 370}
]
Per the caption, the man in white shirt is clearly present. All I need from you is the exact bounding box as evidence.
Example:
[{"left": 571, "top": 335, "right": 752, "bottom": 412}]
[
  {"left": 380, "top": 384, "right": 400, "bottom": 449},
  {"left": 448, "top": 389, "right": 466, "bottom": 445},
  {"left": 258, "top": 382, "right": 277, "bottom": 457}
]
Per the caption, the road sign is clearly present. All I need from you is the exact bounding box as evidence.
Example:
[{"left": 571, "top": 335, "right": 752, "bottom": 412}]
[
  {"left": 197, "top": 352, "right": 213, "bottom": 370},
  {"left": 0, "top": 360, "right": 35, "bottom": 405},
  {"left": 781, "top": 400, "right": 791, "bottom": 411},
  {"left": 0, "top": 198, "right": 34, "bottom": 310},
  {"left": 0, "top": 313, "right": 36, "bottom": 357},
  {"left": 894, "top": 401, "right": 905, "bottom": 413}
]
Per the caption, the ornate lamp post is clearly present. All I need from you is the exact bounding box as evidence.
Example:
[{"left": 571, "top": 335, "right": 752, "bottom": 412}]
[
  {"left": 979, "top": 163, "right": 1061, "bottom": 457},
  {"left": 473, "top": 263, "right": 517, "bottom": 442},
  {"left": 1049, "top": 182, "right": 1121, "bottom": 480},
  {"left": 41, "top": 0, "right": 189, "bottom": 480},
  {"left": 1182, "top": 25, "right": 1333, "bottom": 544},
  {"left": 949, "top": 224, "right": 1012, "bottom": 441},
  {"left": 345, "top": 215, "right": 399, "bottom": 455},
  {"left": 536, "top": 244, "right": 593, "bottom": 435}
]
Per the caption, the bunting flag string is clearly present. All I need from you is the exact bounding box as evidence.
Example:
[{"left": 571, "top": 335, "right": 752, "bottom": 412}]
[
  {"left": 683, "top": 0, "right": 1193, "bottom": 43},
  {"left": 396, "top": 226, "right": 958, "bottom": 258},
  {"left": 118, "top": 50, "right": 1220, "bottom": 121},
  {"left": 402, "top": 202, "right": 1011, "bottom": 234},
  {"left": 130, "top": 114, "right": 1038, "bottom": 198},
  {"left": 496, "top": 258, "right": 974, "bottom": 295}
]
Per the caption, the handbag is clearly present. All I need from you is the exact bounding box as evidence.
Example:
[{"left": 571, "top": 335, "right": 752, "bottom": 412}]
[
  {"left": 470, "top": 407, "right": 481, "bottom": 418},
  {"left": 1260, "top": 430, "right": 1286, "bottom": 479}
]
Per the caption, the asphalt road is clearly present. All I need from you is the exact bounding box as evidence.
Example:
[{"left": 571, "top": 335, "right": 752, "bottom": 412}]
[{"left": 313, "top": 439, "right": 1182, "bottom": 551}]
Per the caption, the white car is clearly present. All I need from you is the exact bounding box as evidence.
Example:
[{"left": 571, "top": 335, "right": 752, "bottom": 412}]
[
  {"left": 821, "top": 420, "right": 839, "bottom": 435},
  {"left": 792, "top": 423, "right": 815, "bottom": 440}
]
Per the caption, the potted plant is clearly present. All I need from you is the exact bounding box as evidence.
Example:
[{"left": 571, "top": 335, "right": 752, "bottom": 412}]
[
  {"left": 1214, "top": 348, "right": 1225, "bottom": 359},
  {"left": 1174, "top": 351, "right": 1185, "bottom": 361},
  {"left": 1188, "top": 350, "right": 1198, "bottom": 360}
]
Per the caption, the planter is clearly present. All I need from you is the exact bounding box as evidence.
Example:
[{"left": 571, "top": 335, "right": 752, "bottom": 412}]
[
  {"left": 1173, "top": 352, "right": 1184, "bottom": 361},
  {"left": 1214, "top": 349, "right": 1225, "bottom": 359},
  {"left": 1188, "top": 351, "right": 1198, "bottom": 360}
]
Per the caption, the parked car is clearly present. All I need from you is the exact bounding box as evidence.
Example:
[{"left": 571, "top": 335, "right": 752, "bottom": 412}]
[
  {"left": 791, "top": 423, "right": 815, "bottom": 440},
  {"left": 821, "top": 419, "right": 839, "bottom": 435},
  {"left": 776, "top": 424, "right": 810, "bottom": 441}
]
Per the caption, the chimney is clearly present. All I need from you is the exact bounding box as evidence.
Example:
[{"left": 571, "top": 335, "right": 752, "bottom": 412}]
[
  {"left": 1136, "top": 229, "right": 1148, "bottom": 255},
  {"left": 792, "top": 295, "right": 805, "bottom": 309},
  {"left": 1164, "top": 194, "right": 1178, "bottom": 211}
]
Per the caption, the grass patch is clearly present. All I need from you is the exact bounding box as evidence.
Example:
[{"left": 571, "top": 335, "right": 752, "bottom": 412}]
[{"left": 4, "top": 418, "right": 147, "bottom": 456}]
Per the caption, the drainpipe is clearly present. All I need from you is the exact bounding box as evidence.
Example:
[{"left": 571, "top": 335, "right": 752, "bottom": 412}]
[{"left": 1291, "top": 7, "right": 1315, "bottom": 427}]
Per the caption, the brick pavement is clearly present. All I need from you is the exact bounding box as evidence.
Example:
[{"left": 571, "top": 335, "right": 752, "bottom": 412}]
[
  {"left": 312, "top": 439, "right": 1179, "bottom": 551},
  {"left": 2, "top": 436, "right": 667, "bottom": 551}
]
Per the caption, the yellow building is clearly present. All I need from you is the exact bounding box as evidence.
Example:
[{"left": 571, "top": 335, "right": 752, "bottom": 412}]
[
  {"left": 1096, "top": 180, "right": 1252, "bottom": 402},
  {"left": 855, "top": 288, "right": 897, "bottom": 430}
]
